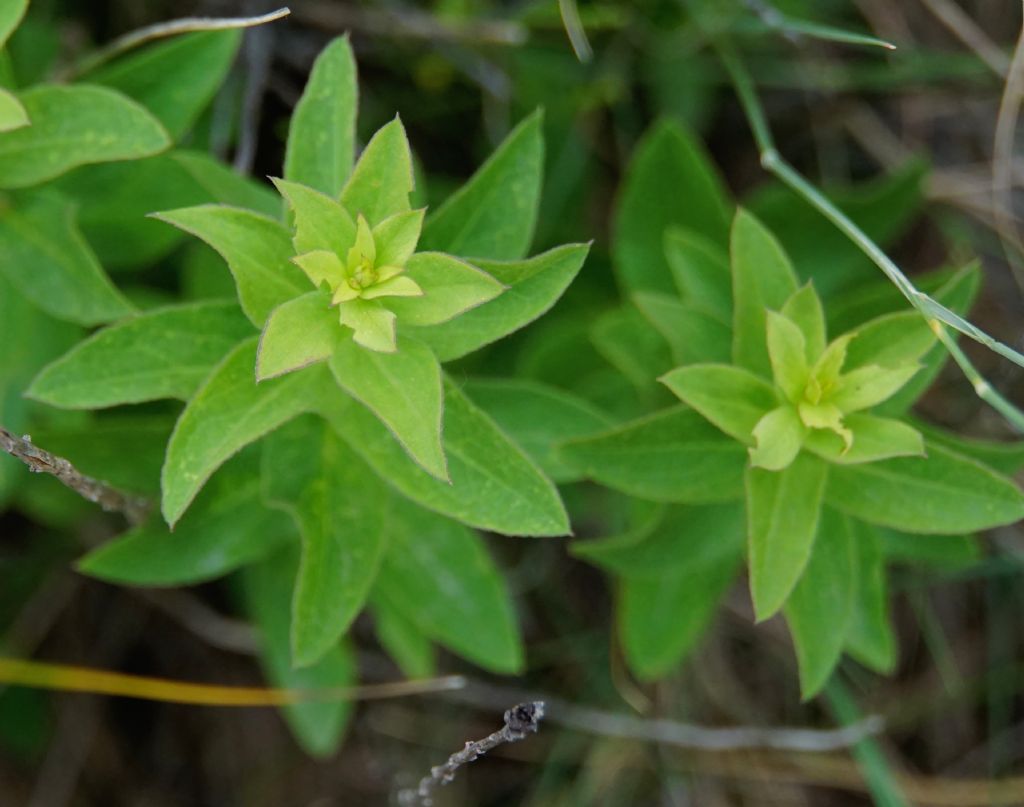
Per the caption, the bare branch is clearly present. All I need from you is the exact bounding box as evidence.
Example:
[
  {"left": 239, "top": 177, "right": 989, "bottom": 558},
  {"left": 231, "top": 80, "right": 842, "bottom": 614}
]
[
  {"left": 0, "top": 426, "right": 150, "bottom": 526},
  {"left": 398, "top": 701, "right": 545, "bottom": 806},
  {"left": 448, "top": 680, "right": 883, "bottom": 753}
]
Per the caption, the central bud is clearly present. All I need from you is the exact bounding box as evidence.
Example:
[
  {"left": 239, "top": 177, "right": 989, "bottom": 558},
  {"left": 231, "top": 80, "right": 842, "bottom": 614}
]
[{"left": 347, "top": 252, "right": 378, "bottom": 290}]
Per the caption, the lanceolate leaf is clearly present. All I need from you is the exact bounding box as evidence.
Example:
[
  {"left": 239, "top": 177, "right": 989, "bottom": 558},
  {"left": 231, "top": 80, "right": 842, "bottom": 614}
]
[
  {"left": 909, "top": 419, "right": 1024, "bottom": 476},
  {"left": 0, "top": 190, "right": 134, "bottom": 325},
  {"left": 559, "top": 406, "right": 747, "bottom": 504},
  {"left": 257, "top": 291, "right": 340, "bottom": 380},
  {"left": 154, "top": 205, "right": 308, "bottom": 326},
  {"left": 573, "top": 503, "right": 744, "bottom": 577},
  {"left": 730, "top": 209, "right": 800, "bottom": 377},
  {"left": 244, "top": 550, "right": 356, "bottom": 757},
  {"left": 463, "top": 378, "right": 613, "bottom": 483},
  {"left": 784, "top": 507, "right": 857, "bottom": 698},
  {"left": 28, "top": 301, "right": 252, "bottom": 408},
  {"left": 0, "top": 85, "right": 170, "bottom": 188},
  {"left": 162, "top": 338, "right": 321, "bottom": 526},
  {"left": 614, "top": 119, "right": 732, "bottom": 294},
  {"left": 284, "top": 36, "right": 357, "bottom": 197},
  {"left": 0, "top": 0, "right": 27, "bottom": 49},
  {"left": 374, "top": 498, "right": 523, "bottom": 673},
  {"left": 660, "top": 364, "right": 778, "bottom": 444},
  {"left": 591, "top": 306, "right": 675, "bottom": 395},
  {"left": 79, "top": 450, "right": 292, "bottom": 586},
  {"left": 421, "top": 110, "right": 543, "bottom": 260},
  {"left": 389, "top": 252, "right": 504, "bottom": 326},
  {"left": 340, "top": 117, "right": 413, "bottom": 225},
  {"left": 619, "top": 545, "right": 741, "bottom": 681},
  {"left": 747, "top": 453, "right": 828, "bottom": 620},
  {"left": 826, "top": 441, "right": 1024, "bottom": 533},
  {"left": 633, "top": 292, "right": 731, "bottom": 366},
  {"left": 843, "top": 521, "right": 896, "bottom": 673},
  {"left": 84, "top": 31, "right": 241, "bottom": 140},
  {"left": 370, "top": 595, "right": 436, "bottom": 679},
  {"left": 171, "top": 151, "right": 280, "bottom": 217},
  {"left": 664, "top": 227, "right": 732, "bottom": 320},
  {"left": 329, "top": 337, "right": 446, "bottom": 480},
  {"left": 320, "top": 379, "right": 568, "bottom": 536},
  {"left": 263, "top": 418, "right": 389, "bottom": 668},
  {"left": 409, "top": 243, "right": 589, "bottom": 361}
]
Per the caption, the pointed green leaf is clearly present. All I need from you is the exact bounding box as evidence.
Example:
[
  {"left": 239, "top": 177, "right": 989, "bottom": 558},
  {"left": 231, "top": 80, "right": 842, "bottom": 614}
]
[
  {"left": 273, "top": 176, "right": 356, "bottom": 256},
  {"left": 0, "top": 88, "right": 27, "bottom": 132},
  {"left": 338, "top": 299, "right": 396, "bottom": 352},
  {"left": 805, "top": 413, "right": 923, "bottom": 465},
  {"left": 162, "top": 338, "right": 320, "bottom": 526},
  {"left": 781, "top": 283, "right": 826, "bottom": 360},
  {"left": 750, "top": 405, "right": 805, "bottom": 471},
  {"left": 320, "top": 379, "right": 568, "bottom": 536},
  {"left": 591, "top": 306, "right": 675, "bottom": 395},
  {"left": 826, "top": 441, "right": 1024, "bottom": 533},
  {"left": 619, "top": 543, "right": 741, "bottom": 681},
  {"left": 29, "top": 301, "right": 252, "bottom": 408},
  {"left": 329, "top": 336, "right": 445, "bottom": 479},
  {"left": 660, "top": 364, "right": 777, "bottom": 444},
  {"left": 633, "top": 292, "right": 731, "bottom": 366},
  {"left": 79, "top": 450, "right": 292, "bottom": 586},
  {"left": 463, "top": 378, "right": 613, "bottom": 483},
  {"left": 370, "top": 595, "right": 436, "bottom": 679},
  {"left": 730, "top": 209, "right": 799, "bottom": 376},
  {"left": 374, "top": 498, "right": 523, "bottom": 673},
  {"left": 880, "top": 529, "right": 979, "bottom": 569},
  {"left": 340, "top": 117, "right": 413, "bottom": 225},
  {"left": 843, "top": 311, "right": 934, "bottom": 370},
  {"left": 0, "top": 0, "right": 27, "bottom": 49},
  {"left": 409, "top": 243, "right": 589, "bottom": 361},
  {"left": 614, "top": 119, "right": 732, "bottom": 293},
  {"left": 831, "top": 364, "right": 919, "bottom": 412},
  {"left": 171, "top": 151, "right": 279, "bottom": 216},
  {"left": 664, "top": 227, "right": 732, "bottom": 320},
  {"left": 0, "top": 189, "right": 134, "bottom": 325},
  {"left": 244, "top": 550, "right": 356, "bottom": 756},
  {"left": 257, "top": 291, "right": 340, "bottom": 380},
  {"left": 0, "top": 85, "right": 170, "bottom": 188},
  {"left": 284, "top": 36, "right": 357, "bottom": 197},
  {"left": 747, "top": 453, "right": 828, "bottom": 620},
  {"left": 374, "top": 208, "right": 424, "bottom": 268},
  {"left": 153, "top": 205, "right": 308, "bottom": 326},
  {"left": 844, "top": 521, "right": 895, "bottom": 672},
  {"left": 263, "top": 417, "right": 389, "bottom": 668},
  {"left": 421, "top": 111, "right": 543, "bottom": 260},
  {"left": 389, "top": 252, "right": 504, "bottom": 326},
  {"left": 573, "top": 503, "right": 744, "bottom": 577},
  {"left": 784, "top": 507, "right": 857, "bottom": 698},
  {"left": 766, "top": 311, "right": 809, "bottom": 402},
  {"left": 559, "top": 406, "right": 747, "bottom": 503},
  {"left": 84, "top": 31, "right": 241, "bottom": 140}
]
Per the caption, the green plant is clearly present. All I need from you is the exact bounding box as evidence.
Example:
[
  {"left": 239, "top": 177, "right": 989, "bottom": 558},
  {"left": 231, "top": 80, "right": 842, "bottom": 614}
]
[
  {"left": 553, "top": 119, "right": 1024, "bottom": 696},
  {"left": 8, "top": 26, "right": 589, "bottom": 753}
]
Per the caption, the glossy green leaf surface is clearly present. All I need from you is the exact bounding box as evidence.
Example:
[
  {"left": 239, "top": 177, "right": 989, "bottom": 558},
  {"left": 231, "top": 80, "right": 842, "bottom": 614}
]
[
  {"left": 0, "top": 85, "right": 170, "bottom": 188},
  {"left": 409, "top": 244, "right": 589, "bottom": 361},
  {"left": 29, "top": 301, "right": 252, "bottom": 408},
  {"left": 329, "top": 336, "right": 446, "bottom": 480},
  {"left": 559, "top": 406, "right": 747, "bottom": 503},
  {"left": 161, "top": 338, "right": 320, "bottom": 526},
  {"left": 747, "top": 453, "right": 828, "bottom": 620},
  {"left": 263, "top": 418, "right": 389, "bottom": 668},
  {"left": 154, "top": 205, "right": 307, "bottom": 326},
  {"left": 374, "top": 498, "right": 523, "bottom": 673},
  {"left": 826, "top": 442, "right": 1024, "bottom": 533},
  {"left": 284, "top": 36, "right": 357, "bottom": 197},
  {"left": 0, "top": 190, "right": 134, "bottom": 325},
  {"left": 422, "top": 111, "right": 543, "bottom": 260},
  {"left": 784, "top": 506, "right": 857, "bottom": 698},
  {"left": 321, "top": 379, "right": 568, "bottom": 536},
  {"left": 85, "top": 31, "right": 241, "bottom": 140}
]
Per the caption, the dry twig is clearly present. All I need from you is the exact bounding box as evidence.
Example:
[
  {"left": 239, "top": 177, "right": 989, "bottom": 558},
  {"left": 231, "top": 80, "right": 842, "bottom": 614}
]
[
  {"left": 0, "top": 426, "right": 150, "bottom": 525},
  {"left": 398, "top": 701, "right": 546, "bottom": 806}
]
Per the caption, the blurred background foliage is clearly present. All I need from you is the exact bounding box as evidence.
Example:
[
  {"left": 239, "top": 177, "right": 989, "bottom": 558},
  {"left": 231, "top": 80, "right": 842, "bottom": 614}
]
[{"left": 2, "top": 0, "right": 1024, "bottom": 805}]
